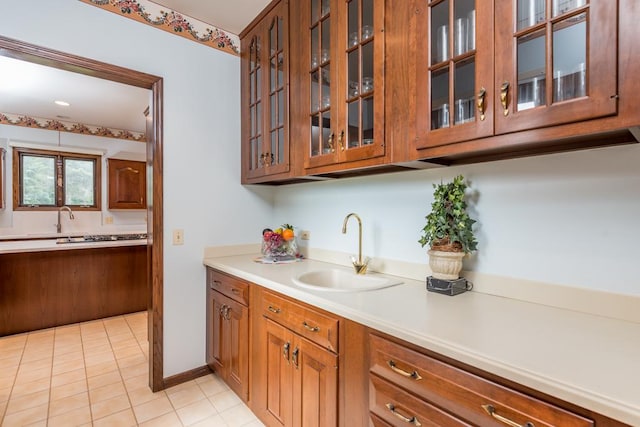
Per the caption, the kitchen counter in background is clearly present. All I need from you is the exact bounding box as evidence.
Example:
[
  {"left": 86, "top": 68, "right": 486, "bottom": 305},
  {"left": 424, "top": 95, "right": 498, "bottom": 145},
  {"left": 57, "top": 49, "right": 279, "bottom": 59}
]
[
  {"left": 0, "top": 234, "right": 147, "bottom": 254},
  {"left": 203, "top": 254, "right": 640, "bottom": 426}
]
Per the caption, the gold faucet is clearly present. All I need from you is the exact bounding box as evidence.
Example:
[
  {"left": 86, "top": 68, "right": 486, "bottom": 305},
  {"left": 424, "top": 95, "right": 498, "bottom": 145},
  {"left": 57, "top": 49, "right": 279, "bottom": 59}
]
[
  {"left": 56, "top": 206, "right": 75, "bottom": 233},
  {"left": 342, "top": 213, "right": 369, "bottom": 274}
]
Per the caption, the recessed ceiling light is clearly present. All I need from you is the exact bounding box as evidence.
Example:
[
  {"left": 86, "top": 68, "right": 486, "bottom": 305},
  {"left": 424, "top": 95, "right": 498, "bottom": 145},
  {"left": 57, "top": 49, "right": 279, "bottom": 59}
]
[{"left": 54, "top": 100, "right": 70, "bottom": 106}]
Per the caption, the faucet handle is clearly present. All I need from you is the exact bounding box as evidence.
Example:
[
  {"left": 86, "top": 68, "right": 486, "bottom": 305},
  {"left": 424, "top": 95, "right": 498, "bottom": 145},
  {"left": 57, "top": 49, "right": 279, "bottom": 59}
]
[{"left": 350, "top": 255, "right": 370, "bottom": 275}]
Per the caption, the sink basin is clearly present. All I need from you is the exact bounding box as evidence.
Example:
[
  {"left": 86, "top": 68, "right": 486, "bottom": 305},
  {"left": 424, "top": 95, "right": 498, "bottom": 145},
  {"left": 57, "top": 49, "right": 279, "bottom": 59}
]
[{"left": 292, "top": 269, "right": 403, "bottom": 292}]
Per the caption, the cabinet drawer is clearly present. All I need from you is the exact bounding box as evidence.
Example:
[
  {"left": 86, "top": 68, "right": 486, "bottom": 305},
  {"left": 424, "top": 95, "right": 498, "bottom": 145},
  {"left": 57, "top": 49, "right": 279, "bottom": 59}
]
[
  {"left": 207, "top": 269, "right": 249, "bottom": 306},
  {"left": 261, "top": 290, "right": 339, "bottom": 353},
  {"left": 370, "top": 374, "right": 471, "bottom": 427},
  {"left": 370, "top": 334, "right": 594, "bottom": 427}
]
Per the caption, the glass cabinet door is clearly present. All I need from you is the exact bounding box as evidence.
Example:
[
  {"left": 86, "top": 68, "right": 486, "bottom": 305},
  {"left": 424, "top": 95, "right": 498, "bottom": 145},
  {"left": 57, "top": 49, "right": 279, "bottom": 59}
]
[
  {"left": 265, "top": 6, "right": 289, "bottom": 175},
  {"left": 341, "top": 0, "right": 385, "bottom": 162},
  {"left": 415, "top": 0, "right": 493, "bottom": 149},
  {"left": 495, "top": 0, "right": 617, "bottom": 134},
  {"left": 305, "top": 0, "right": 385, "bottom": 169},
  {"left": 245, "top": 34, "right": 263, "bottom": 177},
  {"left": 307, "top": 0, "right": 338, "bottom": 167},
  {"left": 242, "top": 1, "right": 290, "bottom": 181}
]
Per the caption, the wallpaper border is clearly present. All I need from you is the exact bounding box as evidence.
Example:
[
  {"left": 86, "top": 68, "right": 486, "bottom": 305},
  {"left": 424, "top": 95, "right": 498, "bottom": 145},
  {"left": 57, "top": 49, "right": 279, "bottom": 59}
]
[{"left": 80, "top": 0, "right": 241, "bottom": 56}]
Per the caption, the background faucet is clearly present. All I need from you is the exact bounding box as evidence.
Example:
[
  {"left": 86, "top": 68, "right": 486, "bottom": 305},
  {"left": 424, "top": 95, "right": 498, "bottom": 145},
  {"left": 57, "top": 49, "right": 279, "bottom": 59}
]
[
  {"left": 342, "top": 213, "right": 369, "bottom": 274},
  {"left": 56, "top": 206, "right": 75, "bottom": 233}
]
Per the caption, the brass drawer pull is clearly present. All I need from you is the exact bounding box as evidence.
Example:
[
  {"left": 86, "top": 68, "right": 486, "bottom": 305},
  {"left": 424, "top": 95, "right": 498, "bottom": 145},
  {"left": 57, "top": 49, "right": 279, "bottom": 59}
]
[
  {"left": 387, "top": 360, "right": 423, "bottom": 381},
  {"left": 482, "top": 404, "right": 535, "bottom": 427},
  {"left": 302, "top": 321, "right": 320, "bottom": 332},
  {"left": 500, "top": 81, "right": 510, "bottom": 116},
  {"left": 283, "top": 342, "right": 290, "bottom": 362},
  {"left": 385, "top": 403, "right": 422, "bottom": 426},
  {"left": 230, "top": 288, "right": 241, "bottom": 294},
  {"left": 268, "top": 305, "right": 281, "bottom": 314},
  {"left": 292, "top": 347, "right": 299, "bottom": 368}
]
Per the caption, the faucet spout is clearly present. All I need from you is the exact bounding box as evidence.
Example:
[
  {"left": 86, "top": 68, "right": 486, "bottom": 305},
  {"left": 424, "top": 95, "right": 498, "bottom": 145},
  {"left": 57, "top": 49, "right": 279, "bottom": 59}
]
[
  {"left": 56, "top": 206, "right": 75, "bottom": 234},
  {"left": 342, "top": 213, "right": 368, "bottom": 274}
]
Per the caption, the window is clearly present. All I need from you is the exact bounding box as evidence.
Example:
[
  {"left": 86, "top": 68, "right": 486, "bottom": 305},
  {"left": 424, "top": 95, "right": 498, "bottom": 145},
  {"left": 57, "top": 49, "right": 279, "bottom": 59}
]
[{"left": 13, "top": 148, "right": 101, "bottom": 210}]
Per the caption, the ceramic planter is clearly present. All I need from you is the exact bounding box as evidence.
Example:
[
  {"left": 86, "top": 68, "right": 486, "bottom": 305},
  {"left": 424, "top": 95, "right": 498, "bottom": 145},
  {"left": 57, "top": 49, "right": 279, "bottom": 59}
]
[{"left": 428, "top": 249, "right": 465, "bottom": 280}]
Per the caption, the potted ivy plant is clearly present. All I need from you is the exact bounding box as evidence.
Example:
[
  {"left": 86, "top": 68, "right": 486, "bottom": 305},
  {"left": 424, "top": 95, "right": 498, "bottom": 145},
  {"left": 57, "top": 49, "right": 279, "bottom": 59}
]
[{"left": 419, "top": 175, "right": 478, "bottom": 280}]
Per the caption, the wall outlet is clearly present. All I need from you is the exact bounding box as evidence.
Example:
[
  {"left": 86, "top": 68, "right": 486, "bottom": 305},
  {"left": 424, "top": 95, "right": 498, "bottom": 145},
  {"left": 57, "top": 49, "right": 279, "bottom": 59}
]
[
  {"left": 173, "top": 229, "right": 184, "bottom": 245},
  {"left": 300, "top": 230, "right": 310, "bottom": 240},
  {"left": 104, "top": 216, "right": 113, "bottom": 224}
]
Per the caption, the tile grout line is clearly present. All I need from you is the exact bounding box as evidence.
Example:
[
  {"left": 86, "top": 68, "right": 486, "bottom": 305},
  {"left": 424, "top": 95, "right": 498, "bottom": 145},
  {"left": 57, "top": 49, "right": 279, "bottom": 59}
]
[
  {"left": 0, "top": 332, "right": 27, "bottom": 424},
  {"left": 110, "top": 314, "right": 141, "bottom": 426}
]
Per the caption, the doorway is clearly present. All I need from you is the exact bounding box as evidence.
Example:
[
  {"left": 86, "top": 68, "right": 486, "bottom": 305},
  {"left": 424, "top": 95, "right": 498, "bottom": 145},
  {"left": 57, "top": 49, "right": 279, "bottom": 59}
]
[{"left": 0, "top": 36, "right": 165, "bottom": 391}]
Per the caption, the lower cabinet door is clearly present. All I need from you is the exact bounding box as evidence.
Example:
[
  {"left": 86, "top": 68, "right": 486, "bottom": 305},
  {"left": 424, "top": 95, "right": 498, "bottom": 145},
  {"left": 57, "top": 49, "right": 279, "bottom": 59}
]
[
  {"left": 208, "top": 290, "right": 249, "bottom": 401},
  {"left": 261, "top": 318, "right": 338, "bottom": 427},
  {"left": 264, "top": 319, "right": 293, "bottom": 427},
  {"left": 226, "top": 296, "right": 249, "bottom": 401},
  {"left": 292, "top": 337, "right": 338, "bottom": 427},
  {"left": 209, "top": 290, "right": 226, "bottom": 372}
]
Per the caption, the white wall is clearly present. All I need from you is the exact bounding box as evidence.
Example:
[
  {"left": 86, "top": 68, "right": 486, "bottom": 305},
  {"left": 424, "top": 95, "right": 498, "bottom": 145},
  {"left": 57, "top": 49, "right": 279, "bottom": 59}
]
[
  {"left": 2, "top": 0, "right": 274, "bottom": 376},
  {"left": 274, "top": 144, "right": 640, "bottom": 296}
]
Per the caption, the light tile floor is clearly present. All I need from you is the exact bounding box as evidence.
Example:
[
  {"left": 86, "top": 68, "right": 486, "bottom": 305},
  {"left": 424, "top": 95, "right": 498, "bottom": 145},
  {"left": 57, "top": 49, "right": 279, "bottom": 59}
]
[{"left": 0, "top": 312, "right": 264, "bottom": 426}]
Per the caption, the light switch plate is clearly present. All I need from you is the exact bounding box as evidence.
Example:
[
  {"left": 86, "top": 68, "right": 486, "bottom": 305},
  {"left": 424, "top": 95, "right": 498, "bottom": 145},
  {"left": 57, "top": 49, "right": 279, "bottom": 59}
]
[{"left": 173, "top": 229, "right": 184, "bottom": 245}]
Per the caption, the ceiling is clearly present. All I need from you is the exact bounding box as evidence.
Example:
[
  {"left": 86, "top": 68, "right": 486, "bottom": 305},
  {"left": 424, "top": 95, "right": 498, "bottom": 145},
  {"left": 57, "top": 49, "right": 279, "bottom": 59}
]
[{"left": 0, "top": 1, "right": 268, "bottom": 134}]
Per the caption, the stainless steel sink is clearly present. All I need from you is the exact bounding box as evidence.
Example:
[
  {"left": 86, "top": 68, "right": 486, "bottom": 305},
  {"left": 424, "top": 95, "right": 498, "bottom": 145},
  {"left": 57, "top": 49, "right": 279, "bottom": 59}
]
[
  {"left": 292, "top": 268, "right": 403, "bottom": 292},
  {"left": 56, "top": 233, "right": 147, "bottom": 244}
]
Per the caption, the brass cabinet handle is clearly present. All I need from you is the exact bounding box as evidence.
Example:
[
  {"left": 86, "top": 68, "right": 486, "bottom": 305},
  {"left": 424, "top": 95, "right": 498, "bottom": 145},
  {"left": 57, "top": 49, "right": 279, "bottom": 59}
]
[
  {"left": 338, "top": 130, "right": 345, "bottom": 151},
  {"left": 482, "top": 404, "right": 535, "bottom": 427},
  {"left": 231, "top": 288, "right": 241, "bottom": 294},
  {"left": 267, "top": 305, "right": 281, "bottom": 314},
  {"left": 387, "top": 360, "right": 423, "bottom": 381},
  {"left": 385, "top": 403, "right": 422, "bottom": 426},
  {"left": 500, "top": 81, "right": 510, "bottom": 116},
  {"left": 283, "top": 342, "right": 290, "bottom": 362},
  {"left": 477, "top": 87, "right": 487, "bottom": 121},
  {"left": 302, "top": 321, "right": 320, "bottom": 332},
  {"left": 292, "top": 347, "right": 299, "bottom": 368},
  {"left": 328, "top": 132, "right": 335, "bottom": 153}
]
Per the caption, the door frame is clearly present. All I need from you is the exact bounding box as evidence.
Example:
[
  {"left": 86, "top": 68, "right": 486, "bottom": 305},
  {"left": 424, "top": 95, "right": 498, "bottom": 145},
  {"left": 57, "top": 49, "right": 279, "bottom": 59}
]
[{"left": 0, "top": 36, "right": 165, "bottom": 391}]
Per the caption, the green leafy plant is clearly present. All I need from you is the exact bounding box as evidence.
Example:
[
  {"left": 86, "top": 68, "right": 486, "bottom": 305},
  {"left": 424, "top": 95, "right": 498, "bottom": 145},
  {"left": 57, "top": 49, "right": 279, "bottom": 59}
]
[{"left": 419, "top": 175, "right": 478, "bottom": 254}]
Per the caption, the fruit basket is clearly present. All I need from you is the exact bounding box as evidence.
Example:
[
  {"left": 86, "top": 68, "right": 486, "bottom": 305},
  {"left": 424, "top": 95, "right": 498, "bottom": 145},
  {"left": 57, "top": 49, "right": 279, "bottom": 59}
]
[{"left": 262, "top": 225, "right": 298, "bottom": 261}]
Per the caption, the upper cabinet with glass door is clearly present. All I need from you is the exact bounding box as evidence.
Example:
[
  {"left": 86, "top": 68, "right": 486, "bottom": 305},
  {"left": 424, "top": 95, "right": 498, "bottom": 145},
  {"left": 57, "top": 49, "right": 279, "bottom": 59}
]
[
  {"left": 414, "top": 0, "right": 618, "bottom": 153},
  {"left": 415, "top": 0, "right": 494, "bottom": 149},
  {"left": 494, "top": 0, "right": 617, "bottom": 134},
  {"left": 241, "top": 0, "right": 290, "bottom": 183},
  {"left": 297, "top": 0, "right": 385, "bottom": 172}
]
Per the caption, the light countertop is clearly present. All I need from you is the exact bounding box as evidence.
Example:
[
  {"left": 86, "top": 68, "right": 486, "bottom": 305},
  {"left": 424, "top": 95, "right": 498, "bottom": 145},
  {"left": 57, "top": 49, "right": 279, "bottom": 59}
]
[
  {"left": 0, "top": 238, "right": 146, "bottom": 254},
  {"left": 203, "top": 254, "right": 640, "bottom": 426}
]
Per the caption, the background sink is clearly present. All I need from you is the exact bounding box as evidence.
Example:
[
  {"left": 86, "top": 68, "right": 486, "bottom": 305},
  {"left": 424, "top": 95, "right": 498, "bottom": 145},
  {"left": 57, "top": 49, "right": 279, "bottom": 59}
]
[{"left": 292, "top": 269, "right": 403, "bottom": 292}]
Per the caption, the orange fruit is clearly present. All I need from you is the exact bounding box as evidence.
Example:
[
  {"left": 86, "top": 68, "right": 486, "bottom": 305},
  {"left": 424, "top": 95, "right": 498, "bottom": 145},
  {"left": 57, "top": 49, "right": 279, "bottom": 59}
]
[{"left": 282, "top": 229, "right": 294, "bottom": 241}]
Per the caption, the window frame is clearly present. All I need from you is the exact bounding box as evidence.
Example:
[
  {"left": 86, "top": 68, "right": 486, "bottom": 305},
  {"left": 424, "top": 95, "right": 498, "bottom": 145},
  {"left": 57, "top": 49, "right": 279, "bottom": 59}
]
[{"left": 12, "top": 147, "right": 102, "bottom": 211}]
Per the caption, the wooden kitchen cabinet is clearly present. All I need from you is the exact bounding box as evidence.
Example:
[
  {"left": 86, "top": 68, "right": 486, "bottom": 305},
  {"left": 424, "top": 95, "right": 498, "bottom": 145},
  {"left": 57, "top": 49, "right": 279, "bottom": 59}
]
[
  {"left": 411, "top": 0, "right": 623, "bottom": 161},
  {"left": 206, "top": 268, "right": 250, "bottom": 401},
  {"left": 289, "top": 0, "right": 388, "bottom": 176},
  {"left": 107, "top": 158, "right": 146, "bottom": 209},
  {"left": 253, "top": 287, "right": 339, "bottom": 427},
  {"left": 240, "top": 0, "right": 292, "bottom": 184},
  {"left": 0, "top": 245, "right": 146, "bottom": 336}
]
